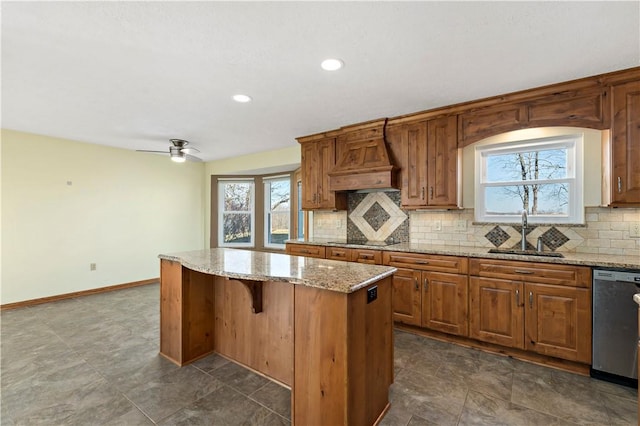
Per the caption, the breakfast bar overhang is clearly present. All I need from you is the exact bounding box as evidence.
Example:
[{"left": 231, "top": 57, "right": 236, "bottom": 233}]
[{"left": 158, "top": 248, "right": 397, "bottom": 425}]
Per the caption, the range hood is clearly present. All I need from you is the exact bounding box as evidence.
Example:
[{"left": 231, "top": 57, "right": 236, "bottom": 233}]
[{"left": 328, "top": 118, "right": 398, "bottom": 192}]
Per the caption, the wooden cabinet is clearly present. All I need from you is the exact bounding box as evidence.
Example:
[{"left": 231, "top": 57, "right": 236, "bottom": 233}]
[
  {"left": 299, "top": 137, "right": 347, "bottom": 210},
  {"left": 387, "top": 116, "right": 459, "bottom": 209},
  {"left": 325, "top": 247, "right": 383, "bottom": 264},
  {"left": 389, "top": 268, "right": 422, "bottom": 326},
  {"left": 469, "top": 258, "right": 591, "bottom": 363},
  {"left": 285, "top": 243, "right": 326, "bottom": 259},
  {"left": 384, "top": 251, "right": 468, "bottom": 336},
  {"left": 458, "top": 86, "right": 609, "bottom": 147},
  {"left": 611, "top": 80, "right": 640, "bottom": 206},
  {"left": 325, "top": 246, "right": 350, "bottom": 261}
]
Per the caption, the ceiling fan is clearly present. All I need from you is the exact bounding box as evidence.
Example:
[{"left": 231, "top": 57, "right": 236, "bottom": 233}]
[{"left": 136, "top": 139, "right": 202, "bottom": 162}]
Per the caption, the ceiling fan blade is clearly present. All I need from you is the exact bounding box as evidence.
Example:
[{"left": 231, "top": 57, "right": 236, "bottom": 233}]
[
  {"left": 136, "top": 149, "right": 168, "bottom": 154},
  {"left": 185, "top": 154, "right": 203, "bottom": 162},
  {"left": 181, "top": 147, "right": 200, "bottom": 154}
]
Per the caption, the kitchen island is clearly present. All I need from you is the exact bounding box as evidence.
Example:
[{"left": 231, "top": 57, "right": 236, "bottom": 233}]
[{"left": 158, "top": 248, "right": 397, "bottom": 425}]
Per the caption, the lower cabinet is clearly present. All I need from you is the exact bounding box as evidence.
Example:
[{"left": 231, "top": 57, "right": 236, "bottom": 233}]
[
  {"left": 469, "top": 258, "right": 592, "bottom": 364},
  {"left": 422, "top": 271, "right": 468, "bottom": 336},
  {"left": 390, "top": 268, "right": 422, "bottom": 326},
  {"left": 384, "top": 252, "right": 468, "bottom": 337}
]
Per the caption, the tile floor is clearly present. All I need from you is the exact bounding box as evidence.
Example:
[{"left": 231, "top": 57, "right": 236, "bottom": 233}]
[{"left": 1, "top": 283, "right": 637, "bottom": 425}]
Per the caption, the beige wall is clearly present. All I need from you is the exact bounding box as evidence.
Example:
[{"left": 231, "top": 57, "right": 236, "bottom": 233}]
[
  {"left": 1, "top": 129, "right": 206, "bottom": 304},
  {"left": 203, "top": 145, "right": 300, "bottom": 247}
]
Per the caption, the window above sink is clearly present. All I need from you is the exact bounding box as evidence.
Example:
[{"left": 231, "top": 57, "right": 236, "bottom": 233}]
[{"left": 475, "top": 134, "right": 584, "bottom": 225}]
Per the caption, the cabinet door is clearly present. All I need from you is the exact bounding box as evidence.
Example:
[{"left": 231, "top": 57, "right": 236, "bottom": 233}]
[
  {"left": 316, "top": 138, "right": 338, "bottom": 209},
  {"left": 401, "top": 121, "right": 429, "bottom": 207},
  {"left": 391, "top": 268, "right": 422, "bottom": 326},
  {"left": 469, "top": 277, "right": 524, "bottom": 349},
  {"left": 422, "top": 272, "right": 468, "bottom": 336},
  {"left": 427, "top": 116, "right": 458, "bottom": 207},
  {"left": 611, "top": 80, "right": 640, "bottom": 205},
  {"left": 300, "top": 142, "right": 319, "bottom": 209},
  {"left": 524, "top": 283, "right": 591, "bottom": 363}
]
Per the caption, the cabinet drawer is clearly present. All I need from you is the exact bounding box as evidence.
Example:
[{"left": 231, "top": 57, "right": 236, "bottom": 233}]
[
  {"left": 326, "top": 247, "right": 351, "bottom": 261},
  {"left": 286, "top": 244, "right": 326, "bottom": 259},
  {"left": 383, "top": 251, "right": 467, "bottom": 274},
  {"left": 469, "top": 258, "right": 591, "bottom": 288},
  {"left": 350, "top": 249, "right": 382, "bottom": 265}
]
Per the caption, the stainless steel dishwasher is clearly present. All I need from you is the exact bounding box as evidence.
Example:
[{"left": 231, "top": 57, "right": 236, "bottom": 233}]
[{"left": 591, "top": 268, "right": 640, "bottom": 387}]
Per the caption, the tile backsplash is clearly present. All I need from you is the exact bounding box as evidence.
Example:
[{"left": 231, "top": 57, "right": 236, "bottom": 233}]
[{"left": 312, "top": 192, "right": 640, "bottom": 257}]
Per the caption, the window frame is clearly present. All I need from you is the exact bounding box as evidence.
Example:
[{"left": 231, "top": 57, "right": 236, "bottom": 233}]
[
  {"left": 263, "top": 175, "right": 291, "bottom": 250},
  {"left": 218, "top": 178, "right": 255, "bottom": 248},
  {"left": 474, "top": 134, "right": 584, "bottom": 224}
]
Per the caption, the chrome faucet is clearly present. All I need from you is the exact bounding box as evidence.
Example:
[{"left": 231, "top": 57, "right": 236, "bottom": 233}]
[{"left": 521, "top": 209, "right": 528, "bottom": 251}]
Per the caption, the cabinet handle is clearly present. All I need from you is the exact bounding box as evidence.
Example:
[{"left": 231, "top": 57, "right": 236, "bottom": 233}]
[
  {"left": 529, "top": 291, "right": 533, "bottom": 308},
  {"left": 618, "top": 177, "right": 622, "bottom": 193},
  {"left": 312, "top": 193, "right": 317, "bottom": 203},
  {"left": 414, "top": 278, "right": 419, "bottom": 291},
  {"left": 424, "top": 278, "right": 429, "bottom": 291},
  {"left": 361, "top": 254, "right": 373, "bottom": 259},
  {"left": 515, "top": 289, "right": 520, "bottom": 306},
  {"left": 415, "top": 260, "right": 429, "bottom": 265},
  {"left": 421, "top": 187, "right": 425, "bottom": 200},
  {"left": 300, "top": 249, "right": 310, "bottom": 254},
  {"left": 430, "top": 187, "right": 434, "bottom": 200},
  {"left": 514, "top": 269, "right": 533, "bottom": 275}
]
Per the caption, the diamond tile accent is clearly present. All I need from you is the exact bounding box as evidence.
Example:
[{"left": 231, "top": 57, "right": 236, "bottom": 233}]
[
  {"left": 362, "top": 202, "right": 390, "bottom": 232},
  {"left": 484, "top": 226, "right": 510, "bottom": 248},
  {"left": 540, "top": 226, "right": 570, "bottom": 251},
  {"left": 349, "top": 192, "right": 408, "bottom": 241}
]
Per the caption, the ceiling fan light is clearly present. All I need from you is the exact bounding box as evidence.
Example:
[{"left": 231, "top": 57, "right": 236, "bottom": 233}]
[{"left": 171, "top": 151, "right": 186, "bottom": 163}]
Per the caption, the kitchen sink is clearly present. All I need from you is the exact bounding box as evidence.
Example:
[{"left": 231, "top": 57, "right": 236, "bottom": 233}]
[{"left": 488, "top": 248, "right": 564, "bottom": 258}]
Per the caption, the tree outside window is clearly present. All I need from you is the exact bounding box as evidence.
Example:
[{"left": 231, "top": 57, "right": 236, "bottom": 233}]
[
  {"left": 264, "top": 177, "right": 290, "bottom": 248},
  {"left": 476, "top": 135, "right": 583, "bottom": 224},
  {"left": 219, "top": 180, "right": 254, "bottom": 247}
]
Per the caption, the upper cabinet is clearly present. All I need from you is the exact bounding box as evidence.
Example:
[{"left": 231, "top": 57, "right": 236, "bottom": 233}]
[
  {"left": 458, "top": 86, "right": 609, "bottom": 147},
  {"left": 296, "top": 66, "right": 639, "bottom": 208},
  {"left": 387, "top": 116, "right": 459, "bottom": 209},
  {"left": 298, "top": 136, "right": 347, "bottom": 210},
  {"left": 611, "top": 80, "right": 640, "bottom": 206}
]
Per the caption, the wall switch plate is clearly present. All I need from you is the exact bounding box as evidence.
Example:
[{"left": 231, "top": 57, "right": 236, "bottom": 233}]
[
  {"left": 90, "top": 263, "right": 96, "bottom": 271},
  {"left": 631, "top": 222, "right": 640, "bottom": 238},
  {"left": 455, "top": 220, "right": 467, "bottom": 231},
  {"left": 433, "top": 220, "right": 442, "bottom": 231},
  {"left": 367, "top": 286, "right": 378, "bottom": 304}
]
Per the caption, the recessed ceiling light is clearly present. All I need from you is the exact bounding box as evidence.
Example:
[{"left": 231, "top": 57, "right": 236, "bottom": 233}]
[
  {"left": 233, "top": 94, "right": 252, "bottom": 103},
  {"left": 321, "top": 58, "right": 344, "bottom": 71}
]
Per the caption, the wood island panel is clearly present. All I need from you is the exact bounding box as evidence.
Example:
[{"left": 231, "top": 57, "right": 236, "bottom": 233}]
[
  {"left": 293, "top": 276, "right": 393, "bottom": 426},
  {"left": 214, "top": 277, "right": 293, "bottom": 386}
]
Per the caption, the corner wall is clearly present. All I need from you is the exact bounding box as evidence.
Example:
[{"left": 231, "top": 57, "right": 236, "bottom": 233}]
[{"left": 1, "top": 129, "right": 206, "bottom": 304}]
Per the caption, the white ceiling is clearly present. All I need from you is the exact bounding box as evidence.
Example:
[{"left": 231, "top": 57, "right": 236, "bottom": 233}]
[{"left": 2, "top": 2, "right": 639, "bottom": 162}]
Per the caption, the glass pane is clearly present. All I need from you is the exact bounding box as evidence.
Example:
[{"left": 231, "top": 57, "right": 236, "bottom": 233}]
[
  {"left": 223, "top": 183, "right": 252, "bottom": 212},
  {"left": 486, "top": 149, "right": 567, "bottom": 182},
  {"left": 485, "top": 184, "right": 569, "bottom": 216},
  {"left": 265, "top": 179, "right": 290, "bottom": 246},
  {"left": 223, "top": 213, "right": 252, "bottom": 243}
]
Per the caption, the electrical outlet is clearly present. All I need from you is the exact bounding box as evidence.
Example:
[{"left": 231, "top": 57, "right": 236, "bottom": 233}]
[
  {"left": 367, "top": 286, "right": 378, "bottom": 304},
  {"left": 455, "top": 220, "right": 467, "bottom": 231},
  {"left": 90, "top": 263, "right": 97, "bottom": 271},
  {"left": 433, "top": 220, "right": 442, "bottom": 231},
  {"left": 631, "top": 222, "right": 640, "bottom": 238}
]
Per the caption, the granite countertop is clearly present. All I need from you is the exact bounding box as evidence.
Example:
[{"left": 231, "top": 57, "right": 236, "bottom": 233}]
[
  {"left": 159, "top": 248, "right": 396, "bottom": 294},
  {"left": 286, "top": 238, "right": 640, "bottom": 269}
]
